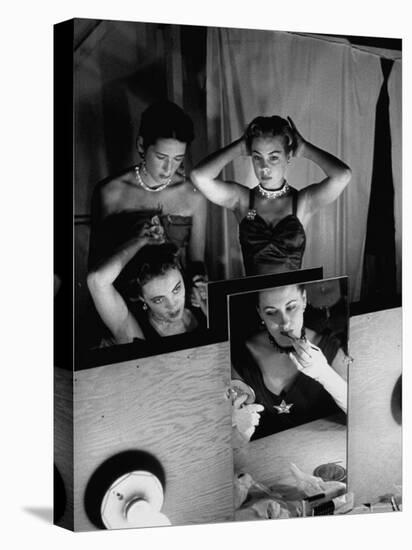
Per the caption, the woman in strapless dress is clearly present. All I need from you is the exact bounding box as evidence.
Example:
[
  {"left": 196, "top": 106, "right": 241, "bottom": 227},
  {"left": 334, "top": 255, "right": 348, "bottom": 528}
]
[
  {"left": 191, "top": 116, "right": 351, "bottom": 276},
  {"left": 89, "top": 100, "right": 208, "bottom": 291}
]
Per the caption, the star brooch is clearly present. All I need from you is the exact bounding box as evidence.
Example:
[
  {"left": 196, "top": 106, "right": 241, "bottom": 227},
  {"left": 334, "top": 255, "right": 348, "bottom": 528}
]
[
  {"left": 246, "top": 208, "right": 257, "bottom": 221},
  {"left": 273, "top": 400, "right": 293, "bottom": 414}
]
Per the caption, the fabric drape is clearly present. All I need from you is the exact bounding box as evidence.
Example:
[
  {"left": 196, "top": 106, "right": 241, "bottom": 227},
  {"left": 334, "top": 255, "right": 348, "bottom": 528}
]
[{"left": 206, "top": 29, "right": 391, "bottom": 301}]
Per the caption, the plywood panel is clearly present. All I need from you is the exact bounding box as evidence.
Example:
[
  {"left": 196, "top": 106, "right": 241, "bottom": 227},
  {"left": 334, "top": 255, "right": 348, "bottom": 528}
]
[
  {"left": 73, "top": 341, "right": 234, "bottom": 530},
  {"left": 347, "top": 308, "right": 402, "bottom": 504},
  {"left": 54, "top": 367, "right": 74, "bottom": 529}
]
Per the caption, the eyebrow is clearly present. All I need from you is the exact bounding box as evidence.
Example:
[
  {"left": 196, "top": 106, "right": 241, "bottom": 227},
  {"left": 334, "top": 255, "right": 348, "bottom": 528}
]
[
  {"left": 263, "top": 299, "right": 297, "bottom": 310},
  {"left": 252, "top": 149, "right": 282, "bottom": 155},
  {"left": 155, "top": 151, "right": 185, "bottom": 158}
]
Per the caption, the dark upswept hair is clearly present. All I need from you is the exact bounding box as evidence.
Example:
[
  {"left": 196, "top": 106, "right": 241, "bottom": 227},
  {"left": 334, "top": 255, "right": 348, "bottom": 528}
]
[
  {"left": 257, "top": 283, "right": 306, "bottom": 307},
  {"left": 139, "top": 100, "right": 195, "bottom": 149},
  {"left": 245, "top": 115, "right": 296, "bottom": 155},
  {"left": 119, "top": 242, "right": 182, "bottom": 299}
]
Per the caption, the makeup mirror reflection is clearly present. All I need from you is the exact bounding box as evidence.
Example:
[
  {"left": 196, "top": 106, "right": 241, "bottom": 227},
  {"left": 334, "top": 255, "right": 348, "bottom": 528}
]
[{"left": 229, "top": 277, "right": 350, "bottom": 519}]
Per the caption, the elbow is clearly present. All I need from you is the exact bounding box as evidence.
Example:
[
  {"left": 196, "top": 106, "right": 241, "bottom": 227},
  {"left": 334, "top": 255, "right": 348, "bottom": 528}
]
[
  {"left": 87, "top": 271, "right": 98, "bottom": 293},
  {"left": 340, "top": 166, "right": 352, "bottom": 188},
  {"left": 190, "top": 168, "right": 201, "bottom": 188},
  {"left": 87, "top": 269, "right": 106, "bottom": 293},
  {"left": 190, "top": 168, "right": 207, "bottom": 190}
]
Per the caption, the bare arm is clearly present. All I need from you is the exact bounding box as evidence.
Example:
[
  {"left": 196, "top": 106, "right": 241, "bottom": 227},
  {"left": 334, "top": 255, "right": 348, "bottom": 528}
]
[
  {"left": 190, "top": 138, "right": 248, "bottom": 211},
  {"left": 87, "top": 225, "right": 163, "bottom": 344},
  {"left": 289, "top": 118, "right": 352, "bottom": 222},
  {"left": 188, "top": 189, "right": 207, "bottom": 267},
  {"left": 289, "top": 339, "right": 347, "bottom": 413}
]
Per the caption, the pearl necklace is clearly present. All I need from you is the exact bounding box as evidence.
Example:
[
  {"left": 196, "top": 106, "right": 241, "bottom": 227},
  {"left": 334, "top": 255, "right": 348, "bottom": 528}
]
[
  {"left": 134, "top": 165, "right": 171, "bottom": 193},
  {"left": 257, "top": 180, "right": 291, "bottom": 200}
]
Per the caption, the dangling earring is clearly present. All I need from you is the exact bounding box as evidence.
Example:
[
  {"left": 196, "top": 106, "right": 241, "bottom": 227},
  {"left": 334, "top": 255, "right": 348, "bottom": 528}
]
[
  {"left": 142, "top": 158, "right": 148, "bottom": 176},
  {"left": 142, "top": 302, "right": 148, "bottom": 311}
]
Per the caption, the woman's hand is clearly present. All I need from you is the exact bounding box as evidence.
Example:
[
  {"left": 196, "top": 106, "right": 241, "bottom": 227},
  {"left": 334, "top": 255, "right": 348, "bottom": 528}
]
[
  {"left": 288, "top": 337, "right": 348, "bottom": 413},
  {"left": 137, "top": 216, "right": 166, "bottom": 245},
  {"left": 190, "top": 275, "right": 208, "bottom": 316},
  {"left": 287, "top": 117, "right": 307, "bottom": 159},
  {"left": 239, "top": 136, "right": 249, "bottom": 157},
  {"left": 288, "top": 338, "right": 330, "bottom": 382},
  {"left": 232, "top": 393, "right": 264, "bottom": 441}
]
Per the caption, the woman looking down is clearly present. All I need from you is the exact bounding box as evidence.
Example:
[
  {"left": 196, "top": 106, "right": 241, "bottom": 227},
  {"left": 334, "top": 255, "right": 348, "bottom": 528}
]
[{"left": 231, "top": 284, "right": 348, "bottom": 440}]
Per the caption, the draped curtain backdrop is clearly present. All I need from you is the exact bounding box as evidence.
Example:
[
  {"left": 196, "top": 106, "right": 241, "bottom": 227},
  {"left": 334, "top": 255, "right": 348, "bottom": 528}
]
[{"left": 206, "top": 29, "right": 401, "bottom": 302}]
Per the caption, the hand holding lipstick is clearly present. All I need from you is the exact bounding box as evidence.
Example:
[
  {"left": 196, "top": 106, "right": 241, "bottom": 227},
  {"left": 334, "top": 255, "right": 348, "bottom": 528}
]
[
  {"left": 285, "top": 334, "right": 347, "bottom": 413},
  {"left": 287, "top": 337, "right": 330, "bottom": 383}
]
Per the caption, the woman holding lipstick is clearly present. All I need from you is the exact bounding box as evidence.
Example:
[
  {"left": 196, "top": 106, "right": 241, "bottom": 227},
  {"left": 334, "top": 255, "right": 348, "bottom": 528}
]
[
  {"left": 87, "top": 218, "right": 206, "bottom": 345},
  {"left": 191, "top": 116, "right": 351, "bottom": 276},
  {"left": 231, "top": 284, "right": 348, "bottom": 440}
]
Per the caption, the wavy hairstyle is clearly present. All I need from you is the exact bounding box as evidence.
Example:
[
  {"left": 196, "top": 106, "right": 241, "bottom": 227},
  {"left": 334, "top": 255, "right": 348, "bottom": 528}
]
[
  {"left": 245, "top": 115, "right": 296, "bottom": 155},
  {"left": 119, "top": 242, "right": 182, "bottom": 300},
  {"left": 139, "top": 100, "right": 194, "bottom": 149}
]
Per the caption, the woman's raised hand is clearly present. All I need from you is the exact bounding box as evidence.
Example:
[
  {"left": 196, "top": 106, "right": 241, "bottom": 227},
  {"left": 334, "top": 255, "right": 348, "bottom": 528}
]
[
  {"left": 239, "top": 135, "right": 249, "bottom": 157},
  {"left": 288, "top": 338, "right": 330, "bottom": 382},
  {"left": 190, "top": 275, "right": 208, "bottom": 315},
  {"left": 287, "top": 117, "right": 306, "bottom": 159},
  {"left": 138, "top": 216, "right": 166, "bottom": 245},
  {"left": 288, "top": 336, "right": 348, "bottom": 413}
]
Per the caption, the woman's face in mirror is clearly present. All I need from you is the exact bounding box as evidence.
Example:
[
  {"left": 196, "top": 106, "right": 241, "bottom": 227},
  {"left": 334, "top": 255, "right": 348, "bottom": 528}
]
[
  {"left": 141, "top": 267, "right": 186, "bottom": 322},
  {"left": 251, "top": 135, "right": 290, "bottom": 188},
  {"left": 257, "top": 285, "right": 306, "bottom": 346},
  {"left": 144, "top": 138, "right": 186, "bottom": 185}
]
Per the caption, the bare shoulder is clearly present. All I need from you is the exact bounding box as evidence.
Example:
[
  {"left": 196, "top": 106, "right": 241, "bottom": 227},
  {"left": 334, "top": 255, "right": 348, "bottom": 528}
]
[
  {"left": 172, "top": 179, "right": 208, "bottom": 209},
  {"left": 246, "top": 330, "right": 266, "bottom": 354},
  {"left": 98, "top": 169, "right": 135, "bottom": 210}
]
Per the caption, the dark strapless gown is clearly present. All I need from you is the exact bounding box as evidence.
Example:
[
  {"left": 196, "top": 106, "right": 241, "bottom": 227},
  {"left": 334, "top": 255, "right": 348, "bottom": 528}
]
[
  {"left": 89, "top": 209, "right": 192, "bottom": 269},
  {"left": 238, "top": 187, "right": 306, "bottom": 276}
]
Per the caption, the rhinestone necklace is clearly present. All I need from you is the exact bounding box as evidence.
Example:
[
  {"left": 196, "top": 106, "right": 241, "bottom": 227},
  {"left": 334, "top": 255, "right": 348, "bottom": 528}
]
[
  {"left": 267, "top": 332, "right": 294, "bottom": 354},
  {"left": 134, "top": 165, "right": 171, "bottom": 193},
  {"left": 257, "top": 180, "right": 291, "bottom": 200}
]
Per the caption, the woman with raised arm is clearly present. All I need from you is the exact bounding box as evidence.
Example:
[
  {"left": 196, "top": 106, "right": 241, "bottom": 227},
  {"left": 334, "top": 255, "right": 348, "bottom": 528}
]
[
  {"left": 191, "top": 116, "right": 351, "bottom": 276},
  {"left": 230, "top": 284, "right": 349, "bottom": 441},
  {"left": 90, "top": 100, "right": 208, "bottom": 291},
  {"left": 87, "top": 219, "right": 206, "bottom": 346}
]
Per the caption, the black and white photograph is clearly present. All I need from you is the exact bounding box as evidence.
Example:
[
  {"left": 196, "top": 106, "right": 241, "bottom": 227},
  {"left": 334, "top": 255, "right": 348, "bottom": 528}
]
[
  {"left": 53, "top": 13, "right": 402, "bottom": 534},
  {"left": 229, "top": 277, "right": 349, "bottom": 519}
]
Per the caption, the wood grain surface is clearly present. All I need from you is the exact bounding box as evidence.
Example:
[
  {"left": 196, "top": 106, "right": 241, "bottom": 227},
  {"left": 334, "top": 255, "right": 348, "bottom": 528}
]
[
  {"left": 347, "top": 308, "right": 402, "bottom": 505},
  {"left": 73, "top": 341, "right": 234, "bottom": 530},
  {"left": 54, "top": 367, "right": 74, "bottom": 529},
  {"left": 55, "top": 308, "right": 402, "bottom": 530},
  {"left": 232, "top": 309, "right": 402, "bottom": 506}
]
